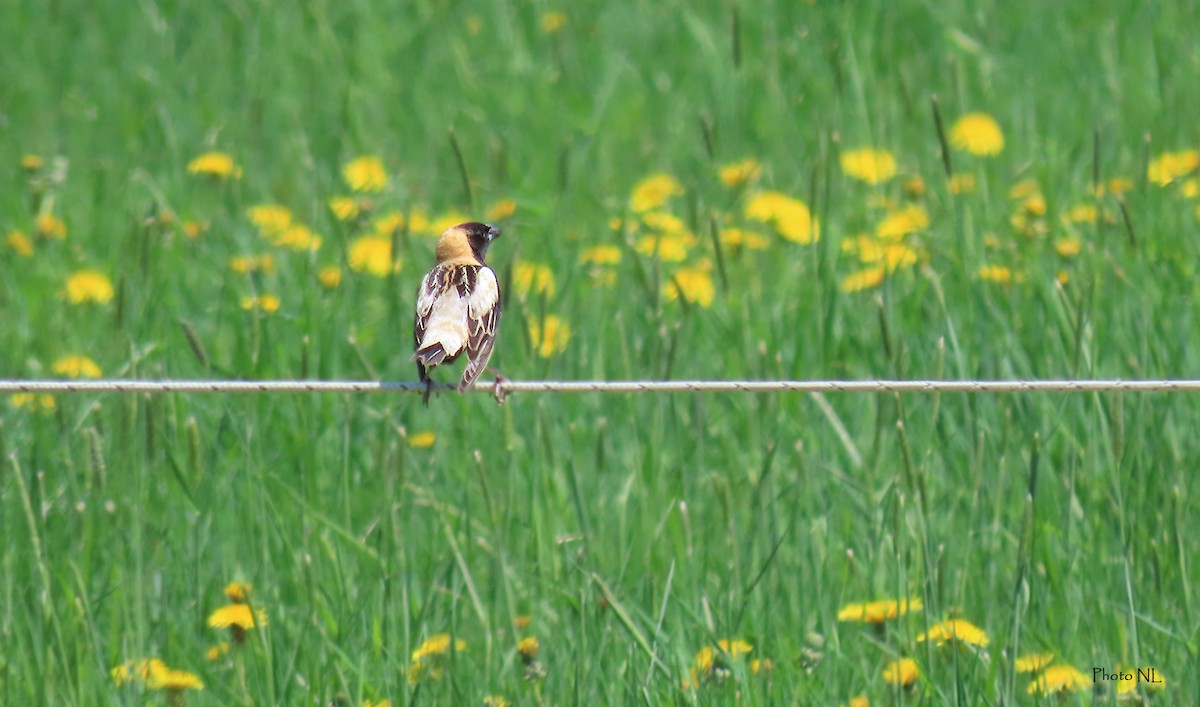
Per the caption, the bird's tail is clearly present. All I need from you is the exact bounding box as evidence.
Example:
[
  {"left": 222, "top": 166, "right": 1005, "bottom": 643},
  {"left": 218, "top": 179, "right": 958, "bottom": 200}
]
[{"left": 413, "top": 343, "right": 449, "bottom": 367}]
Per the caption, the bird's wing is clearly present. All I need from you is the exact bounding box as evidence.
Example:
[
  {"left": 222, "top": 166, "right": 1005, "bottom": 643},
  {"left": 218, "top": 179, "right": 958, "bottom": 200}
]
[{"left": 459, "top": 266, "right": 501, "bottom": 391}]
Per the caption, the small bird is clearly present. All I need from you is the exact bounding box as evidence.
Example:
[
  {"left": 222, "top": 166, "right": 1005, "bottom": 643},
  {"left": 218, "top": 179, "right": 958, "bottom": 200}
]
[{"left": 413, "top": 222, "right": 502, "bottom": 403}]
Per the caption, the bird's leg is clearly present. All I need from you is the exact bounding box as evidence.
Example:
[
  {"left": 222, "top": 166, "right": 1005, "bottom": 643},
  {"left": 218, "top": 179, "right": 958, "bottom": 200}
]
[
  {"left": 487, "top": 366, "right": 510, "bottom": 406},
  {"left": 422, "top": 377, "right": 433, "bottom": 406}
]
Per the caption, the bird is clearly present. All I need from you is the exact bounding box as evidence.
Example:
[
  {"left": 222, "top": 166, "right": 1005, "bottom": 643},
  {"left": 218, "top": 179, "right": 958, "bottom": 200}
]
[{"left": 413, "top": 222, "right": 502, "bottom": 404}]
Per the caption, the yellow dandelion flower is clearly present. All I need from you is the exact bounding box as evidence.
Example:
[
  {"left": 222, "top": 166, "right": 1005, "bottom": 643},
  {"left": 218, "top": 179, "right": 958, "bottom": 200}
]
[
  {"left": 903, "top": 175, "right": 926, "bottom": 198},
  {"left": 486, "top": 198, "right": 517, "bottom": 221},
  {"left": 328, "top": 196, "right": 360, "bottom": 221},
  {"left": 837, "top": 597, "right": 923, "bottom": 623},
  {"left": 540, "top": 11, "right": 567, "bottom": 33},
  {"left": 1182, "top": 178, "right": 1200, "bottom": 198},
  {"left": 112, "top": 658, "right": 169, "bottom": 687},
  {"left": 1147, "top": 149, "right": 1199, "bottom": 186},
  {"left": 408, "top": 633, "right": 467, "bottom": 684},
  {"left": 580, "top": 245, "right": 622, "bottom": 265},
  {"left": 664, "top": 267, "right": 715, "bottom": 308},
  {"left": 208, "top": 604, "right": 266, "bottom": 635},
  {"left": 917, "top": 619, "right": 989, "bottom": 648},
  {"left": 883, "top": 658, "right": 919, "bottom": 686},
  {"left": 53, "top": 355, "right": 102, "bottom": 379},
  {"left": 750, "top": 658, "right": 773, "bottom": 675},
  {"left": 6, "top": 230, "right": 33, "bottom": 256},
  {"left": 513, "top": 262, "right": 557, "bottom": 299},
  {"left": 528, "top": 315, "right": 571, "bottom": 358},
  {"left": 64, "top": 270, "right": 114, "bottom": 304},
  {"left": 1054, "top": 237, "right": 1081, "bottom": 257},
  {"left": 949, "top": 113, "right": 1004, "bottom": 156},
  {"left": 348, "top": 235, "right": 399, "bottom": 277},
  {"left": 1007, "top": 178, "right": 1039, "bottom": 200},
  {"left": 640, "top": 210, "right": 690, "bottom": 235},
  {"left": 224, "top": 582, "right": 252, "bottom": 603},
  {"left": 517, "top": 637, "right": 540, "bottom": 660},
  {"left": 241, "top": 294, "right": 281, "bottom": 313},
  {"left": 634, "top": 234, "right": 690, "bottom": 262},
  {"left": 9, "top": 393, "right": 56, "bottom": 411},
  {"left": 718, "top": 228, "right": 770, "bottom": 250},
  {"left": 146, "top": 667, "right": 205, "bottom": 692},
  {"left": 840, "top": 148, "right": 898, "bottom": 184},
  {"left": 182, "top": 220, "right": 207, "bottom": 239},
  {"left": 1020, "top": 194, "right": 1047, "bottom": 217},
  {"left": 719, "top": 158, "right": 762, "bottom": 188},
  {"left": 1115, "top": 666, "right": 1166, "bottom": 696},
  {"left": 412, "top": 633, "right": 465, "bottom": 659},
  {"left": 1056, "top": 270, "right": 1070, "bottom": 285},
  {"left": 247, "top": 204, "right": 293, "bottom": 235},
  {"left": 343, "top": 155, "right": 388, "bottom": 193},
  {"left": 875, "top": 205, "right": 930, "bottom": 240},
  {"left": 744, "top": 191, "right": 820, "bottom": 244},
  {"left": 272, "top": 224, "right": 323, "bottom": 251},
  {"left": 1065, "top": 204, "right": 1097, "bottom": 223},
  {"left": 36, "top": 213, "right": 67, "bottom": 239},
  {"left": 426, "top": 210, "right": 473, "bottom": 237},
  {"left": 839, "top": 266, "right": 886, "bottom": 293},
  {"left": 847, "top": 696, "right": 870, "bottom": 707},
  {"left": 187, "top": 151, "right": 242, "bottom": 179},
  {"left": 978, "top": 264, "right": 1014, "bottom": 283},
  {"left": 408, "top": 431, "right": 437, "bottom": 448},
  {"left": 205, "top": 642, "right": 231, "bottom": 661},
  {"left": 372, "top": 210, "right": 406, "bottom": 236},
  {"left": 630, "top": 174, "right": 683, "bottom": 212},
  {"left": 21, "top": 154, "right": 44, "bottom": 170},
  {"left": 1027, "top": 665, "right": 1088, "bottom": 695},
  {"left": 717, "top": 639, "right": 753, "bottom": 658},
  {"left": 465, "top": 15, "right": 483, "bottom": 35},
  {"left": 318, "top": 266, "right": 342, "bottom": 289},
  {"left": 949, "top": 173, "right": 977, "bottom": 194},
  {"left": 230, "top": 254, "right": 276, "bottom": 274},
  {"left": 1014, "top": 653, "right": 1055, "bottom": 673}
]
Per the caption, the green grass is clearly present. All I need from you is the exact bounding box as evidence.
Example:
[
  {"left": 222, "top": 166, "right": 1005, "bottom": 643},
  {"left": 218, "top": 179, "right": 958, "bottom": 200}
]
[{"left": 3, "top": 0, "right": 1200, "bottom": 704}]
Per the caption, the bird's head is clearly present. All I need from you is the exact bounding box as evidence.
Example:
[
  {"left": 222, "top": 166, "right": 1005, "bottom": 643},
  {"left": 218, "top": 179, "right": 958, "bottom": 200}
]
[{"left": 436, "top": 222, "right": 502, "bottom": 264}]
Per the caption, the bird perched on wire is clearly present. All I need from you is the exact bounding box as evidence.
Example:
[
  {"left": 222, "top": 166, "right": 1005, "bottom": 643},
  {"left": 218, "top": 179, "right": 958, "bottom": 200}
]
[{"left": 413, "top": 222, "right": 503, "bottom": 404}]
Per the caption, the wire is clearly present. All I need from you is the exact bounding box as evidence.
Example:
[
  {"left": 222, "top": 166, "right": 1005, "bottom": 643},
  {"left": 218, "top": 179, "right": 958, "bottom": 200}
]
[{"left": 2, "top": 378, "right": 1200, "bottom": 395}]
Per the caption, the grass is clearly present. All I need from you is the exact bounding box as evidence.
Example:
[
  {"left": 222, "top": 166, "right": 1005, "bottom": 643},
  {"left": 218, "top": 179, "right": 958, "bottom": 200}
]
[{"left": 2, "top": 0, "right": 1200, "bottom": 704}]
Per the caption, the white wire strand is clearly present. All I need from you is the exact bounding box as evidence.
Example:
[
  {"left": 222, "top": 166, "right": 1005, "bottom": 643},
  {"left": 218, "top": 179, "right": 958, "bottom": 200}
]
[{"left": 2, "top": 379, "right": 1200, "bottom": 395}]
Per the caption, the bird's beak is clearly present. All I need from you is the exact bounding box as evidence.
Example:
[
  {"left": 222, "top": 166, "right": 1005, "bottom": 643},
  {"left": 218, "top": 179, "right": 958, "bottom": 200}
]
[{"left": 486, "top": 225, "right": 502, "bottom": 241}]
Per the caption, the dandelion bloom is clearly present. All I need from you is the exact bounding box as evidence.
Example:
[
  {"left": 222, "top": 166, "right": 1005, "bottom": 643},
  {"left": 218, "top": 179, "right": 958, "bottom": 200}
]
[
  {"left": 112, "top": 658, "right": 204, "bottom": 695},
  {"left": 839, "top": 267, "right": 885, "bottom": 293},
  {"left": 112, "top": 658, "right": 169, "bottom": 686},
  {"left": 847, "top": 696, "right": 869, "bottom": 707},
  {"left": 486, "top": 199, "right": 517, "bottom": 221},
  {"left": 837, "top": 597, "right": 923, "bottom": 623},
  {"left": 902, "top": 175, "right": 926, "bottom": 198},
  {"left": 224, "top": 582, "right": 252, "bottom": 603},
  {"left": 882, "top": 658, "right": 919, "bottom": 686},
  {"left": 407, "top": 633, "right": 467, "bottom": 684},
  {"left": 6, "top": 230, "right": 33, "bottom": 256},
  {"left": 840, "top": 148, "right": 898, "bottom": 185},
  {"left": 744, "top": 191, "right": 819, "bottom": 244},
  {"left": 1054, "top": 238, "right": 1081, "bottom": 257},
  {"left": 875, "top": 205, "right": 929, "bottom": 240},
  {"left": 917, "top": 618, "right": 989, "bottom": 648},
  {"left": 718, "top": 228, "right": 770, "bottom": 250},
  {"left": 634, "top": 234, "right": 690, "bottom": 262},
  {"left": 1014, "top": 652, "right": 1055, "bottom": 673},
  {"left": 328, "top": 196, "right": 360, "bottom": 221},
  {"left": 408, "top": 431, "right": 437, "bottom": 448},
  {"left": 271, "top": 224, "right": 323, "bottom": 251},
  {"left": 517, "top": 637, "right": 540, "bottom": 660},
  {"left": 528, "top": 315, "right": 571, "bottom": 358},
  {"left": 240, "top": 295, "right": 281, "bottom": 313},
  {"left": 1115, "top": 666, "right": 1166, "bottom": 697},
  {"left": 1027, "top": 665, "right": 1088, "bottom": 695},
  {"left": 53, "top": 355, "right": 102, "bottom": 379},
  {"left": 540, "top": 11, "right": 567, "bottom": 33},
  {"left": 949, "top": 113, "right": 1004, "bottom": 156},
  {"left": 719, "top": 159, "right": 762, "bottom": 188},
  {"left": 580, "top": 245, "right": 622, "bottom": 265},
  {"left": 348, "top": 236, "right": 399, "bottom": 277},
  {"left": 684, "top": 639, "right": 753, "bottom": 689},
  {"left": 1147, "top": 149, "right": 1199, "bottom": 186},
  {"left": 1019, "top": 194, "right": 1046, "bottom": 217},
  {"left": 318, "top": 266, "right": 342, "bottom": 289},
  {"left": 1065, "top": 204, "right": 1097, "bottom": 224},
  {"left": 36, "top": 213, "right": 67, "bottom": 239},
  {"left": 640, "top": 210, "right": 690, "bottom": 235},
  {"left": 513, "top": 262, "right": 557, "bottom": 299},
  {"left": 343, "top": 155, "right": 388, "bottom": 193},
  {"left": 64, "top": 270, "right": 114, "bottom": 304},
  {"left": 182, "top": 220, "right": 207, "bottom": 239},
  {"left": 630, "top": 174, "right": 683, "bottom": 212},
  {"left": 978, "top": 264, "right": 1014, "bottom": 283},
  {"left": 21, "top": 154, "right": 44, "bottom": 170},
  {"left": 247, "top": 204, "right": 293, "bottom": 235},
  {"left": 949, "top": 174, "right": 977, "bottom": 194},
  {"left": 209, "top": 603, "right": 266, "bottom": 645},
  {"left": 9, "top": 393, "right": 55, "bottom": 411},
  {"left": 205, "top": 643, "right": 231, "bottom": 661},
  {"left": 187, "top": 151, "right": 242, "bottom": 179},
  {"left": 664, "top": 267, "right": 715, "bottom": 308},
  {"left": 372, "top": 211, "right": 406, "bottom": 236},
  {"left": 230, "top": 254, "right": 276, "bottom": 274}
]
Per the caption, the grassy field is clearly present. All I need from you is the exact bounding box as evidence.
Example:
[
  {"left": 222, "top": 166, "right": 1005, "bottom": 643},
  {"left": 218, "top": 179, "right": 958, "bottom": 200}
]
[{"left": 3, "top": 0, "right": 1200, "bottom": 704}]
